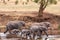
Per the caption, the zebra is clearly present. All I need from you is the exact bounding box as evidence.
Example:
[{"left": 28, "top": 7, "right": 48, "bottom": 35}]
[
  {"left": 4, "top": 21, "right": 25, "bottom": 34},
  {"left": 29, "top": 22, "right": 51, "bottom": 40}
]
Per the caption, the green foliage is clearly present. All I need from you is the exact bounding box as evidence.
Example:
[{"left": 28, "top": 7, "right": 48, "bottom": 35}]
[
  {"left": 34, "top": 0, "right": 39, "bottom": 3},
  {"left": 58, "top": 25, "right": 60, "bottom": 30},
  {"left": 34, "top": 0, "right": 57, "bottom": 4},
  {"left": 15, "top": 0, "right": 18, "bottom": 5},
  {"left": 8, "top": 0, "right": 10, "bottom": 1},
  {"left": 27, "top": 0, "right": 29, "bottom": 2},
  {"left": 49, "top": 0, "right": 57, "bottom": 4}
]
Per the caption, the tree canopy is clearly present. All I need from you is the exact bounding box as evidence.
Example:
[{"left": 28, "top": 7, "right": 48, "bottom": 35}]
[{"left": 34, "top": 0, "right": 58, "bottom": 17}]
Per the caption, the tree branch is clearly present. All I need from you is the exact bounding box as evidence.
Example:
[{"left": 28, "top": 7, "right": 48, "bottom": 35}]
[
  {"left": 39, "top": 0, "right": 44, "bottom": 13},
  {"left": 43, "top": 0, "right": 49, "bottom": 10}
]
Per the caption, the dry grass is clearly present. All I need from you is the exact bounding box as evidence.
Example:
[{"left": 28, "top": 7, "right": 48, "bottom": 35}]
[{"left": 0, "top": 0, "right": 60, "bottom": 15}]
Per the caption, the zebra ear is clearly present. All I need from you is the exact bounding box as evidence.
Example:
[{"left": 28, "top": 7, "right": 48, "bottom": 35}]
[
  {"left": 20, "top": 21, "right": 25, "bottom": 26},
  {"left": 44, "top": 22, "right": 51, "bottom": 27}
]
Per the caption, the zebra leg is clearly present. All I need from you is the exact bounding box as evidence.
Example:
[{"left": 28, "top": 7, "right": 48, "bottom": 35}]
[
  {"left": 39, "top": 31, "right": 42, "bottom": 38},
  {"left": 43, "top": 31, "right": 48, "bottom": 40},
  {"left": 20, "top": 30, "right": 23, "bottom": 40},
  {"left": 44, "top": 31, "right": 48, "bottom": 37},
  {"left": 4, "top": 26, "right": 8, "bottom": 34},
  {"left": 32, "top": 33, "right": 35, "bottom": 40},
  {"left": 4, "top": 29, "right": 8, "bottom": 34}
]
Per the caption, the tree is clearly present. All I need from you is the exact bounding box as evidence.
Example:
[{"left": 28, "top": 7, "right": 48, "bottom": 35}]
[
  {"left": 34, "top": 0, "right": 57, "bottom": 17},
  {"left": 2, "top": 0, "right": 6, "bottom": 4},
  {"left": 1, "top": 0, "right": 10, "bottom": 4},
  {"left": 15, "top": 0, "right": 18, "bottom": 5}
]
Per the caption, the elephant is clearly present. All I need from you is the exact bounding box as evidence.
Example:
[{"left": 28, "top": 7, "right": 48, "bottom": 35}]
[
  {"left": 29, "top": 22, "right": 51, "bottom": 40},
  {"left": 4, "top": 21, "right": 25, "bottom": 34}
]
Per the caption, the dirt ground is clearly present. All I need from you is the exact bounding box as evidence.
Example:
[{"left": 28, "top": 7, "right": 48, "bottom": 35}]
[{"left": 0, "top": 11, "right": 60, "bottom": 35}]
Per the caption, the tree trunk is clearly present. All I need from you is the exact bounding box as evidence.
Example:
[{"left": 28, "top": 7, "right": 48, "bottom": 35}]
[
  {"left": 38, "top": 0, "right": 48, "bottom": 17},
  {"left": 38, "top": 7, "right": 43, "bottom": 17},
  {"left": 38, "top": 0, "right": 44, "bottom": 17},
  {"left": 38, "top": 5, "right": 44, "bottom": 17}
]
